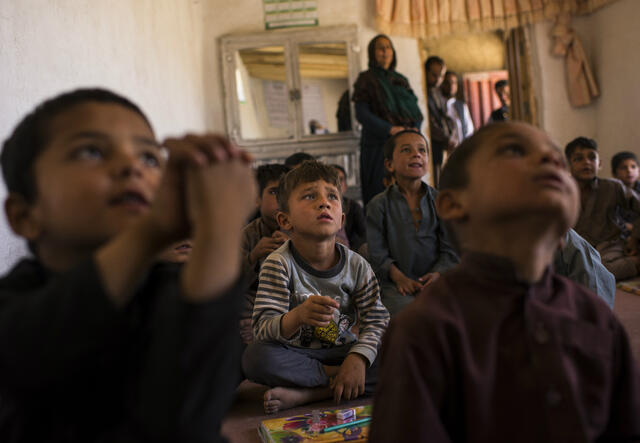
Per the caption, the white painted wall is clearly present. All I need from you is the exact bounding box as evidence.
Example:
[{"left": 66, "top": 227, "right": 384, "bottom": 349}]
[
  {"left": 531, "top": 0, "right": 640, "bottom": 176},
  {"left": 0, "top": 0, "right": 208, "bottom": 273},
  {"left": 0, "top": 0, "right": 425, "bottom": 273},
  {"left": 201, "top": 0, "right": 426, "bottom": 132},
  {"left": 590, "top": 0, "right": 640, "bottom": 177},
  {"left": 6, "top": 0, "right": 633, "bottom": 274}
]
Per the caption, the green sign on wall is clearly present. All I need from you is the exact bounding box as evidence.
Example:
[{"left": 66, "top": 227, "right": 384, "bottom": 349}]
[{"left": 264, "top": 0, "right": 318, "bottom": 29}]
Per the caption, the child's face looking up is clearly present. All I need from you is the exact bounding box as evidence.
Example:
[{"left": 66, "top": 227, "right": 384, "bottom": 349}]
[
  {"left": 462, "top": 123, "right": 579, "bottom": 230},
  {"left": 385, "top": 132, "right": 428, "bottom": 180},
  {"left": 26, "top": 102, "right": 164, "bottom": 257},
  {"left": 568, "top": 146, "right": 600, "bottom": 182},
  {"left": 278, "top": 180, "right": 344, "bottom": 240},
  {"left": 260, "top": 179, "right": 280, "bottom": 228},
  {"left": 615, "top": 158, "right": 639, "bottom": 188}
]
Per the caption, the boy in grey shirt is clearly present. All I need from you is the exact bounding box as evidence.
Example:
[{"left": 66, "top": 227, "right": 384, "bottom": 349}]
[
  {"left": 243, "top": 161, "right": 389, "bottom": 414},
  {"left": 367, "top": 130, "right": 458, "bottom": 316}
]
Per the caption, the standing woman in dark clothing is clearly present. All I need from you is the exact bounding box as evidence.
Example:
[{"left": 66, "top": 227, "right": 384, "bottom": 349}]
[{"left": 353, "top": 34, "right": 423, "bottom": 206}]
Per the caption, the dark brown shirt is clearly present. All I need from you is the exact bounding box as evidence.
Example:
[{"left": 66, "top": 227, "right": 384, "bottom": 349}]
[
  {"left": 370, "top": 252, "right": 640, "bottom": 443},
  {"left": 575, "top": 177, "right": 640, "bottom": 246}
]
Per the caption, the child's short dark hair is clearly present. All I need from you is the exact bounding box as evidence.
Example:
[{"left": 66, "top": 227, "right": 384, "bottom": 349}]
[
  {"left": 1, "top": 88, "right": 152, "bottom": 203},
  {"left": 284, "top": 152, "right": 315, "bottom": 169},
  {"left": 383, "top": 129, "right": 429, "bottom": 161},
  {"left": 331, "top": 164, "right": 347, "bottom": 178},
  {"left": 564, "top": 137, "right": 597, "bottom": 160},
  {"left": 494, "top": 79, "right": 508, "bottom": 92},
  {"left": 277, "top": 160, "right": 341, "bottom": 213},
  {"left": 256, "top": 163, "right": 289, "bottom": 195},
  {"left": 425, "top": 56, "right": 445, "bottom": 72},
  {"left": 611, "top": 151, "right": 638, "bottom": 175}
]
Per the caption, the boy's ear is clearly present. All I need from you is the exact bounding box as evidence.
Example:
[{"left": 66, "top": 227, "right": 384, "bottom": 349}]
[
  {"left": 384, "top": 158, "right": 394, "bottom": 173},
  {"left": 5, "top": 193, "right": 42, "bottom": 241},
  {"left": 276, "top": 210, "right": 292, "bottom": 232},
  {"left": 435, "top": 189, "right": 468, "bottom": 222}
]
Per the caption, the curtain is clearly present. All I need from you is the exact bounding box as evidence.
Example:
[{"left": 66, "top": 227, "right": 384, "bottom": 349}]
[
  {"left": 506, "top": 27, "right": 538, "bottom": 125},
  {"left": 376, "top": 0, "right": 621, "bottom": 39}
]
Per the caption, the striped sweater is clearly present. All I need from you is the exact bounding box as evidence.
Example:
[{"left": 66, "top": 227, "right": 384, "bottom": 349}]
[{"left": 252, "top": 240, "right": 389, "bottom": 365}]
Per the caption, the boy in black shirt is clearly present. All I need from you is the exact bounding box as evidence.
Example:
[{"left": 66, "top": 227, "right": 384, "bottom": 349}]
[{"left": 0, "top": 88, "right": 256, "bottom": 442}]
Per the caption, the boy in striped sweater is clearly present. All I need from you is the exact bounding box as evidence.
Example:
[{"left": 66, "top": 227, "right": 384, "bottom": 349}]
[{"left": 242, "top": 161, "right": 389, "bottom": 414}]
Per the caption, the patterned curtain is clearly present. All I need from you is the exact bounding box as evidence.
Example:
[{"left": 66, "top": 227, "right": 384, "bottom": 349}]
[{"left": 376, "top": 0, "right": 621, "bottom": 39}]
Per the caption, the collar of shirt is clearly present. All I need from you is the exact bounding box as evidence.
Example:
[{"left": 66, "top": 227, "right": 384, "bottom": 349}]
[{"left": 459, "top": 250, "right": 554, "bottom": 293}]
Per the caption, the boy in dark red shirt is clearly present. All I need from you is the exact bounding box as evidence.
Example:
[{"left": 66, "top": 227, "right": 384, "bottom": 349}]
[{"left": 371, "top": 122, "right": 639, "bottom": 442}]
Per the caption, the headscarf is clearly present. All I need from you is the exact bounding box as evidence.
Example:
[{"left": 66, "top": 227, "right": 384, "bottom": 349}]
[{"left": 353, "top": 35, "right": 423, "bottom": 126}]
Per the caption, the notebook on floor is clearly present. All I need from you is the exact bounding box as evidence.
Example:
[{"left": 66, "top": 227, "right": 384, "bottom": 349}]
[
  {"left": 617, "top": 278, "right": 640, "bottom": 296},
  {"left": 258, "top": 404, "right": 372, "bottom": 442}
]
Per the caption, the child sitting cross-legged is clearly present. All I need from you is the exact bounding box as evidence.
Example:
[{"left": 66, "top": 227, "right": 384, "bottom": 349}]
[
  {"left": 242, "top": 160, "right": 390, "bottom": 414},
  {"left": 370, "top": 122, "right": 640, "bottom": 442},
  {"left": 566, "top": 137, "right": 640, "bottom": 280},
  {"left": 366, "top": 129, "right": 458, "bottom": 316},
  {"left": 0, "top": 88, "right": 257, "bottom": 442},
  {"left": 240, "top": 163, "right": 290, "bottom": 344}
]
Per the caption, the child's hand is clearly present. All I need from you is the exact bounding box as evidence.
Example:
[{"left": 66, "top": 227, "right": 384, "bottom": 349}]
[
  {"left": 294, "top": 295, "right": 339, "bottom": 328},
  {"left": 389, "top": 265, "right": 421, "bottom": 296},
  {"left": 272, "top": 230, "right": 289, "bottom": 243},
  {"left": 143, "top": 134, "right": 252, "bottom": 245},
  {"left": 395, "top": 276, "right": 422, "bottom": 296},
  {"left": 391, "top": 273, "right": 422, "bottom": 296},
  {"left": 418, "top": 272, "right": 440, "bottom": 287},
  {"left": 177, "top": 135, "right": 255, "bottom": 228},
  {"left": 331, "top": 353, "right": 366, "bottom": 402},
  {"left": 625, "top": 236, "right": 638, "bottom": 256},
  {"left": 250, "top": 236, "right": 286, "bottom": 264},
  {"left": 168, "top": 134, "right": 257, "bottom": 301}
]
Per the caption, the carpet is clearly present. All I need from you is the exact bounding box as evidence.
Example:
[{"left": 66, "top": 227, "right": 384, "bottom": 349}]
[{"left": 222, "top": 288, "right": 640, "bottom": 442}]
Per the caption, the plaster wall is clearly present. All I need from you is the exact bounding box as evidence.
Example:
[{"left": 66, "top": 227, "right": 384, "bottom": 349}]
[
  {"left": 0, "top": 0, "right": 207, "bottom": 272},
  {"left": 0, "top": 0, "right": 425, "bottom": 273},
  {"left": 202, "top": 0, "right": 426, "bottom": 133},
  {"left": 531, "top": 0, "right": 639, "bottom": 176},
  {"left": 590, "top": 0, "right": 640, "bottom": 177}
]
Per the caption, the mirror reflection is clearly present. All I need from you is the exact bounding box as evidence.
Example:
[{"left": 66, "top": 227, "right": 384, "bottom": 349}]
[
  {"left": 298, "top": 43, "right": 351, "bottom": 136},
  {"left": 236, "top": 46, "right": 290, "bottom": 140}
]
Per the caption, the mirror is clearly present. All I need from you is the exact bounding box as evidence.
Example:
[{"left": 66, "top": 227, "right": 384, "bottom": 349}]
[
  {"left": 235, "top": 45, "right": 291, "bottom": 140},
  {"left": 297, "top": 42, "right": 351, "bottom": 136},
  {"left": 220, "top": 24, "right": 361, "bottom": 161}
]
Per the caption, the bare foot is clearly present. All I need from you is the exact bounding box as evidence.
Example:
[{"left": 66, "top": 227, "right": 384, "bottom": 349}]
[{"left": 263, "top": 386, "right": 332, "bottom": 414}]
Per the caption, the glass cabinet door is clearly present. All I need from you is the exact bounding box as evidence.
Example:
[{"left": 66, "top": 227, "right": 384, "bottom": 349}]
[
  {"left": 220, "top": 25, "right": 361, "bottom": 152},
  {"left": 234, "top": 45, "right": 293, "bottom": 141},
  {"left": 295, "top": 42, "right": 351, "bottom": 137}
]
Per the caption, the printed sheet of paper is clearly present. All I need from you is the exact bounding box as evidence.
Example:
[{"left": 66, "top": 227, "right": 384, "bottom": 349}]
[{"left": 264, "top": 0, "right": 318, "bottom": 29}]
